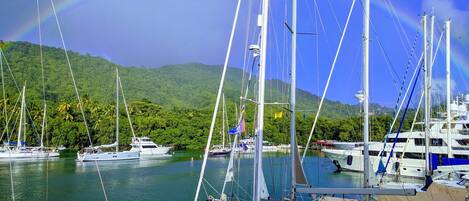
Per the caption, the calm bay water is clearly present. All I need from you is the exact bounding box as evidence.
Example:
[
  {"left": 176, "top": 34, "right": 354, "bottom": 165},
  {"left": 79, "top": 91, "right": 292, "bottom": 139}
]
[{"left": 0, "top": 151, "right": 368, "bottom": 201}]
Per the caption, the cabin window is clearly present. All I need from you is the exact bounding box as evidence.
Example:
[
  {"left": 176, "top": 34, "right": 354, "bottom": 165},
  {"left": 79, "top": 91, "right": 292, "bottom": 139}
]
[
  {"left": 386, "top": 138, "right": 407, "bottom": 143},
  {"left": 403, "top": 152, "right": 424, "bottom": 159},
  {"left": 454, "top": 154, "right": 469, "bottom": 159},
  {"left": 414, "top": 139, "right": 425, "bottom": 146},
  {"left": 362, "top": 151, "right": 386, "bottom": 156},
  {"left": 457, "top": 139, "right": 469, "bottom": 145},
  {"left": 415, "top": 138, "right": 443, "bottom": 146},
  {"left": 431, "top": 138, "right": 443, "bottom": 146},
  {"left": 142, "top": 145, "right": 157, "bottom": 148}
]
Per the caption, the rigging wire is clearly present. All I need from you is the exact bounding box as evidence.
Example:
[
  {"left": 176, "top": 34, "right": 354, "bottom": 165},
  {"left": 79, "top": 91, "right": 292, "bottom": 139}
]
[
  {"left": 193, "top": 1, "right": 241, "bottom": 200},
  {"left": 48, "top": 0, "right": 108, "bottom": 200},
  {"left": 0, "top": 50, "right": 41, "bottom": 139},
  {"left": 35, "top": 1, "right": 50, "bottom": 200},
  {"left": 302, "top": 0, "right": 356, "bottom": 161}
]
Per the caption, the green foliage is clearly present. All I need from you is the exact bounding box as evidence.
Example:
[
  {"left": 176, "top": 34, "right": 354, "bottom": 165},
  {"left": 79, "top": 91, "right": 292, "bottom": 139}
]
[{"left": 0, "top": 41, "right": 405, "bottom": 150}]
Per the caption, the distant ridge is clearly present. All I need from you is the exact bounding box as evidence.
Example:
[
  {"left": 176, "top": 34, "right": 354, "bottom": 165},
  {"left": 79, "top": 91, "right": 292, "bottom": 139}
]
[{"left": 1, "top": 41, "right": 390, "bottom": 118}]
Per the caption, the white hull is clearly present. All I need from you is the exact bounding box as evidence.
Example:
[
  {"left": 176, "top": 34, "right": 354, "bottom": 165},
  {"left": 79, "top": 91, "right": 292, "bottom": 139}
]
[
  {"left": 131, "top": 146, "right": 171, "bottom": 157},
  {"left": 235, "top": 145, "right": 279, "bottom": 154},
  {"left": 130, "top": 137, "right": 171, "bottom": 157},
  {"left": 0, "top": 148, "right": 60, "bottom": 160},
  {"left": 77, "top": 151, "right": 139, "bottom": 162},
  {"left": 323, "top": 149, "right": 426, "bottom": 178}
]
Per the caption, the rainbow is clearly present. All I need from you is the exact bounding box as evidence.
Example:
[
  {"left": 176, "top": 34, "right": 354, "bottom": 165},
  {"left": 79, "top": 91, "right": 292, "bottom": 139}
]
[
  {"left": 372, "top": 1, "right": 469, "bottom": 78},
  {"left": 5, "top": 0, "right": 80, "bottom": 41},
  {"left": 4, "top": 0, "right": 468, "bottom": 78}
]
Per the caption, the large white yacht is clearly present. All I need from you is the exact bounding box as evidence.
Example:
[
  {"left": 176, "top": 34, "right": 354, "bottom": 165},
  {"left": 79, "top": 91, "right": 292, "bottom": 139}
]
[
  {"left": 130, "top": 137, "right": 171, "bottom": 157},
  {"left": 323, "top": 96, "right": 469, "bottom": 178}
]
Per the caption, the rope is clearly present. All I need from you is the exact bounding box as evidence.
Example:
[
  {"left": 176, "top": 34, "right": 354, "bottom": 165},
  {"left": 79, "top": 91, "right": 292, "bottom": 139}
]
[
  {"left": 378, "top": 32, "right": 421, "bottom": 162},
  {"left": 35, "top": 0, "right": 50, "bottom": 200},
  {"left": 117, "top": 76, "right": 136, "bottom": 139},
  {"left": 302, "top": 0, "right": 356, "bottom": 161},
  {"left": 382, "top": 63, "right": 422, "bottom": 177},
  {"left": 0, "top": 49, "right": 41, "bottom": 140},
  {"left": 194, "top": 1, "right": 241, "bottom": 200},
  {"left": 49, "top": 0, "right": 108, "bottom": 200}
]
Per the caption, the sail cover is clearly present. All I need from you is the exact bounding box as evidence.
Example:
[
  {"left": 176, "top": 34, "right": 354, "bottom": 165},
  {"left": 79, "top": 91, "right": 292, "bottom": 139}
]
[
  {"left": 224, "top": 146, "right": 235, "bottom": 183},
  {"left": 95, "top": 141, "right": 118, "bottom": 149},
  {"left": 294, "top": 141, "right": 308, "bottom": 185},
  {"left": 260, "top": 170, "right": 270, "bottom": 199}
]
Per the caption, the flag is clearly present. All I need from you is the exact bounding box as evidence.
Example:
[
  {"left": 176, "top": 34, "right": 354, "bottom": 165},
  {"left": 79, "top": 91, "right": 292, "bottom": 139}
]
[
  {"left": 274, "top": 111, "right": 284, "bottom": 119},
  {"left": 228, "top": 113, "right": 245, "bottom": 135}
]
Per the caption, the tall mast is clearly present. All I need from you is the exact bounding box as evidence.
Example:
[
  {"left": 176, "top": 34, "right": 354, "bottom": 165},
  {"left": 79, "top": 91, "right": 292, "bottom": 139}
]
[
  {"left": 362, "top": 0, "right": 370, "bottom": 189},
  {"left": 423, "top": 15, "right": 432, "bottom": 186},
  {"left": 445, "top": 20, "right": 452, "bottom": 158},
  {"left": 222, "top": 93, "right": 225, "bottom": 148},
  {"left": 193, "top": 0, "right": 241, "bottom": 200},
  {"left": 253, "top": 0, "right": 269, "bottom": 200},
  {"left": 17, "top": 86, "right": 26, "bottom": 149},
  {"left": 37, "top": 0, "right": 46, "bottom": 149},
  {"left": 290, "top": 0, "right": 298, "bottom": 197},
  {"left": 0, "top": 49, "right": 7, "bottom": 142},
  {"left": 116, "top": 68, "right": 119, "bottom": 152}
]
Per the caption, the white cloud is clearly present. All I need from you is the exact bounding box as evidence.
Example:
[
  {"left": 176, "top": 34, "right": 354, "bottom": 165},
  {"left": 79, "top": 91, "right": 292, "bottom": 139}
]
[
  {"left": 431, "top": 78, "right": 457, "bottom": 102},
  {"left": 422, "top": 0, "right": 469, "bottom": 41}
]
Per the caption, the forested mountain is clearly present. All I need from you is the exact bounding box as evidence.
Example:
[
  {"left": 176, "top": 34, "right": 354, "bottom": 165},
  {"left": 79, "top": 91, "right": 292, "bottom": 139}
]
[
  {"left": 2, "top": 41, "right": 389, "bottom": 118},
  {"left": 0, "top": 41, "right": 395, "bottom": 149}
]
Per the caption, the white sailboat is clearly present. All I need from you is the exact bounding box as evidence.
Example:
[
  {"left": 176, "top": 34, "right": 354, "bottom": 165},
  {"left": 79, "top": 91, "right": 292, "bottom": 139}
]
[
  {"left": 209, "top": 93, "right": 232, "bottom": 157},
  {"left": 76, "top": 69, "right": 139, "bottom": 162},
  {"left": 0, "top": 86, "right": 59, "bottom": 159}
]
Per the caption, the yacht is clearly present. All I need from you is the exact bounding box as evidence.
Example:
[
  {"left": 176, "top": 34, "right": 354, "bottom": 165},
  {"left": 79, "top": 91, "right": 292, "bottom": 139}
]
[
  {"left": 130, "top": 136, "right": 171, "bottom": 157},
  {"left": 236, "top": 137, "right": 279, "bottom": 153},
  {"left": 323, "top": 97, "right": 469, "bottom": 178}
]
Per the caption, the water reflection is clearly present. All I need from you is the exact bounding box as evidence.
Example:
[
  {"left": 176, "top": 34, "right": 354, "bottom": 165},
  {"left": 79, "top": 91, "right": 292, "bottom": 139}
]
[{"left": 0, "top": 150, "right": 420, "bottom": 201}]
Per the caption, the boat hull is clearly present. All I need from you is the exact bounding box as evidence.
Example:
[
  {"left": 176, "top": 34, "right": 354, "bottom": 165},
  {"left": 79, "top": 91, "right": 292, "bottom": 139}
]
[
  {"left": 322, "top": 149, "right": 426, "bottom": 178},
  {"left": 209, "top": 149, "right": 231, "bottom": 157},
  {"left": 131, "top": 146, "right": 171, "bottom": 157},
  {"left": 0, "top": 149, "right": 60, "bottom": 159},
  {"left": 77, "top": 151, "right": 139, "bottom": 162}
]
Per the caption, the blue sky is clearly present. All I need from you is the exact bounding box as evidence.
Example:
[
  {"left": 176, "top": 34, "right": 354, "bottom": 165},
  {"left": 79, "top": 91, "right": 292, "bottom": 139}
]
[{"left": 0, "top": 0, "right": 467, "bottom": 107}]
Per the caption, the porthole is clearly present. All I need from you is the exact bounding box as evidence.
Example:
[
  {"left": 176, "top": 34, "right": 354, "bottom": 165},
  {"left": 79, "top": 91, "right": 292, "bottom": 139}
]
[{"left": 347, "top": 155, "right": 353, "bottom": 165}]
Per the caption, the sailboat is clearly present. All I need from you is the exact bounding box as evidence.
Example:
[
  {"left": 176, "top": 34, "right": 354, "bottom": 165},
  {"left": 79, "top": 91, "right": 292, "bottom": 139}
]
[
  {"left": 195, "top": 0, "right": 416, "bottom": 200},
  {"left": 209, "top": 93, "right": 232, "bottom": 157},
  {"left": 76, "top": 69, "right": 139, "bottom": 162},
  {"left": 0, "top": 86, "right": 59, "bottom": 159}
]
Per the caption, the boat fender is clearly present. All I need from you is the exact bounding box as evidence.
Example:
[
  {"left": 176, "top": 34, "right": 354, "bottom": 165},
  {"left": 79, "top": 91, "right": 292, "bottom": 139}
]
[
  {"left": 333, "top": 160, "right": 342, "bottom": 171},
  {"left": 394, "top": 161, "right": 400, "bottom": 171}
]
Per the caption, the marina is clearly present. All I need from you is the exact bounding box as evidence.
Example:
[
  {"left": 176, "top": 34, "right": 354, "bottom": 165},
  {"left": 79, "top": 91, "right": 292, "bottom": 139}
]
[{"left": 0, "top": 0, "right": 467, "bottom": 200}]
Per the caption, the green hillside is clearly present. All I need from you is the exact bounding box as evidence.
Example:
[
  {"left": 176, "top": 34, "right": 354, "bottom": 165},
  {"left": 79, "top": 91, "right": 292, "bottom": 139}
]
[
  {"left": 0, "top": 41, "right": 395, "bottom": 149},
  {"left": 1, "top": 41, "right": 388, "bottom": 118}
]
